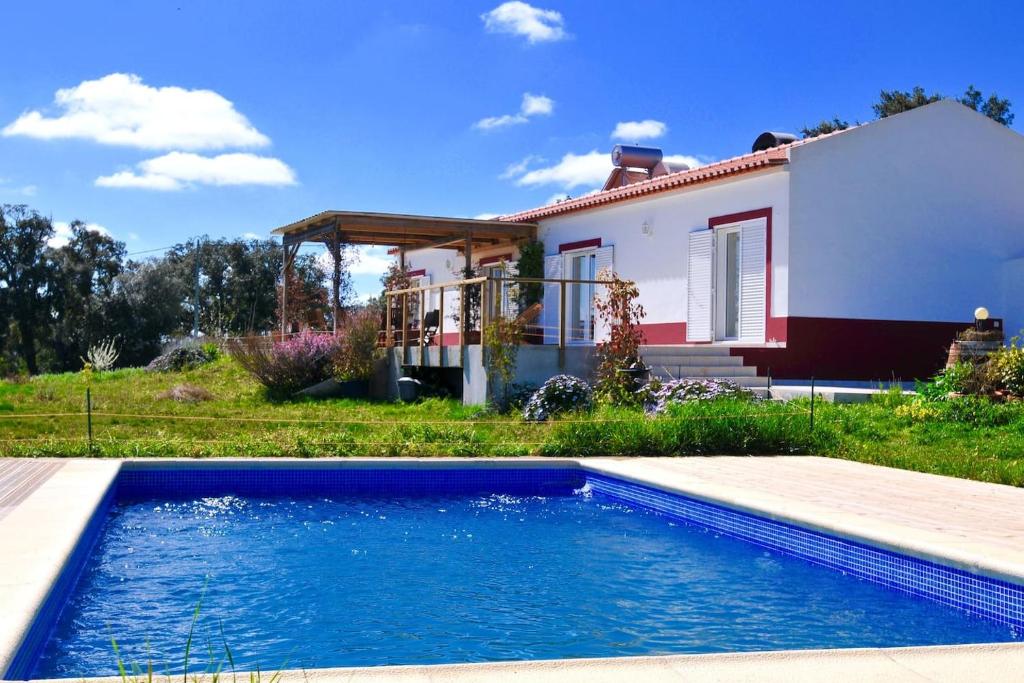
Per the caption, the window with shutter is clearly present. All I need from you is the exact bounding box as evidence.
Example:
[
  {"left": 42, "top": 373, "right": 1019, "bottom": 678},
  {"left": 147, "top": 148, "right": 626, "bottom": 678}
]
[{"left": 542, "top": 254, "right": 562, "bottom": 344}]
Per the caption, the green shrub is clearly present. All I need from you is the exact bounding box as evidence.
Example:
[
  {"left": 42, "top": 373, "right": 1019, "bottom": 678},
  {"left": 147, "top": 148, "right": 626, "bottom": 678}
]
[
  {"left": 989, "top": 335, "right": 1024, "bottom": 396},
  {"left": 916, "top": 361, "right": 977, "bottom": 401},
  {"left": 540, "top": 400, "right": 832, "bottom": 456},
  {"left": 523, "top": 375, "right": 592, "bottom": 421}
]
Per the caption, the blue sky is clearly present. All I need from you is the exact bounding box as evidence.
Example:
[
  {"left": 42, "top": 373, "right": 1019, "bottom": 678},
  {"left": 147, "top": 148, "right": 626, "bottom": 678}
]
[{"left": 2, "top": 0, "right": 1022, "bottom": 299}]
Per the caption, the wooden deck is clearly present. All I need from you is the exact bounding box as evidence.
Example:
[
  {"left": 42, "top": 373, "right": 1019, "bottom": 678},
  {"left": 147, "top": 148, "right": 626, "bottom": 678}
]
[{"left": 0, "top": 459, "right": 64, "bottom": 521}]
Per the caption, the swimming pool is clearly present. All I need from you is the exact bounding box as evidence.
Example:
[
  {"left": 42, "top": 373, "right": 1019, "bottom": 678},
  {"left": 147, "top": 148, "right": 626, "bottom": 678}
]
[{"left": 9, "top": 465, "right": 1024, "bottom": 679}]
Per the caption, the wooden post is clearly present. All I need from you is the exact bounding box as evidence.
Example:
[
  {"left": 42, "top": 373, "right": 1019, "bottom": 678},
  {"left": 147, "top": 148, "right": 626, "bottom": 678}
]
[
  {"left": 480, "top": 276, "right": 489, "bottom": 347},
  {"left": 419, "top": 288, "right": 426, "bottom": 367},
  {"left": 438, "top": 286, "right": 445, "bottom": 368},
  {"left": 458, "top": 283, "right": 465, "bottom": 368},
  {"left": 280, "top": 242, "right": 298, "bottom": 338},
  {"left": 401, "top": 292, "right": 410, "bottom": 367},
  {"left": 463, "top": 233, "right": 472, "bottom": 340},
  {"left": 330, "top": 228, "right": 341, "bottom": 335},
  {"left": 385, "top": 292, "right": 393, "bottom": 347}
]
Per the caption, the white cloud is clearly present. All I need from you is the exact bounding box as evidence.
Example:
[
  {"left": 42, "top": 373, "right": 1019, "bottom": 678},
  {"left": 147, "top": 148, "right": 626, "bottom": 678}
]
[
  {"left": 507, "top": 149, "right": 708, "bottom": 192},
  {"left": 481, "top": 1, "right": 567, "bottom": 43},
  {"left": 612, "top": 119, "right": 667, "bottom": 141},
  {"left": 546, "top": 193, "right": 570, "bottom": 205},
  {"left": 242, "top": 232, "right": 261, "bottom": 240},
  {"left": 3, "top": 73, "right": 270, "bottom": 150},
  {"left": 349, "top": 245, "right": 394, "bottom": 275},
  {"left": 663, "top": 154, "right": 703, "bottom": 169},
  {"left": 48, "top": 221, "right": 110, "bottom": 248},
  {"left": 128, "top": 232, "right": 140, "bottom": 241},
  {"left": 473, "top": 213, "right": 500, "bottom": 220},
  {"left": 95, "top": 152, "right": 297, "bottom": 191},
  {"left": 474, "top": 92, "right": 554, "bottom": 130},
  {"left": 499, "top": 154, "right": 543, "bottom": 179},
  {"left": 520, "top": 93, "right": 553, "bottom": 116},
  {"left": 514, "top": 150, "right": 611, "bottom": 190},
  {"left": 0, "top": 179, "right": 37, "bottom": 197}
]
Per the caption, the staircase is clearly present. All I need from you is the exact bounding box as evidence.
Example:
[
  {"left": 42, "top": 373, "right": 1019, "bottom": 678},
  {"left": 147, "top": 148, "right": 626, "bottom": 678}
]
[{"left": 640, "top": 345, "right": 768, "bottom": 389}]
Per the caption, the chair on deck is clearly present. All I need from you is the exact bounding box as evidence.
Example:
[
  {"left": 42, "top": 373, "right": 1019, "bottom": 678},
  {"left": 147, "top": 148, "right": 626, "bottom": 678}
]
[{"left": 421, "top": 309, "right": 440, "bottom": 346}]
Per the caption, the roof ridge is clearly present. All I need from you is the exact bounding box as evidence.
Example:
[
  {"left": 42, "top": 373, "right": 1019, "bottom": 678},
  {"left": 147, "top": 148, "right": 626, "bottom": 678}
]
[{"left": 499, "top": 123, "right": 865, "bottom": 223}]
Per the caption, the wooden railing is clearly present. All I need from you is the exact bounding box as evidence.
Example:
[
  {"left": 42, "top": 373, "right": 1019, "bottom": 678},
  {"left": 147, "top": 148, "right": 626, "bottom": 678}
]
[{"left": 383, "top": 275, "right": 617, "bottom": 367}]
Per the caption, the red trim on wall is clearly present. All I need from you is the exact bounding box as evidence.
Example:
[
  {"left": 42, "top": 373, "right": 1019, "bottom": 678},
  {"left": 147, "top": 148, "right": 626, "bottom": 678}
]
[
  {"left": 707, "top": 208, "right": 786, "bottom": 342},
  {"left": 637, "top": 322, "right": 687, "bottom": 345},
  {"left": 730, "top": 317, "right": 967, "bottom": 381},
  {"left": 478, "top": 253, "right": 513, "bottom": 266},
  {"left": 558, "top": 237, "right": 602, "bottom": 253},
  {"left": 406, "top": 268, "right": 426, "bottom": 277}
]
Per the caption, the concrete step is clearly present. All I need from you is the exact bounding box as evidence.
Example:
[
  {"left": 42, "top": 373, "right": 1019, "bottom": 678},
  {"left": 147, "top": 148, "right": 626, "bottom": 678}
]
[
  {"left": 648, "top": 374, "right": 771, "bottom": 389},
  {"left": 644, "top": 354, "right": 746, "bottom": 367},
  {"left": 650, "top": 365, "right": 758, "bottom": 379},
  {"left": 640, "top": 345, "right": 733, "bottom": 358}
]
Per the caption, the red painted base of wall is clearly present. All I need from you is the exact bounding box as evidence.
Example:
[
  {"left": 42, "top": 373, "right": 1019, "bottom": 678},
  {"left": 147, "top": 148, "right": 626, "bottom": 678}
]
[{"left": 732, "top": 317, "right": 968, "bottom": 381}]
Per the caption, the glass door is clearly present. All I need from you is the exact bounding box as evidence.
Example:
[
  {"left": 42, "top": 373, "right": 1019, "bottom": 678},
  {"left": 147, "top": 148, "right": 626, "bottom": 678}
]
[
  {"left": 567, "top": 251, "right": 596, "bottom": 343},
  {"left": 715, "top": 228, "right": 741, "bottom": 340}
]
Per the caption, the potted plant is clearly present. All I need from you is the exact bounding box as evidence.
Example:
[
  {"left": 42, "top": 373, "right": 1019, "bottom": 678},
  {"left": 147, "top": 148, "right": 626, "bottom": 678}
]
[{"left": 948, "top": 327, "right": 1004, "bottom": 366}]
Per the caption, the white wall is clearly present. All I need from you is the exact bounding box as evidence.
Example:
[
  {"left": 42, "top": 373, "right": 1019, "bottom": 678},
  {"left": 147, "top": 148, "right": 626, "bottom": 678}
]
[
  {"left": 534, "top": 170, "right": 790, "bottom": 328},
  {"left": 788, "top": 99, "right": 1024, "bottom": 335}
]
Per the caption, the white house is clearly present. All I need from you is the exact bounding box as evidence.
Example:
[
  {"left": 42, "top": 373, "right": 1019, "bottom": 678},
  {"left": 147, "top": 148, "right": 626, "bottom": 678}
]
[{"left": 394, "top": 99, "right": 1024, "bottom": 383}]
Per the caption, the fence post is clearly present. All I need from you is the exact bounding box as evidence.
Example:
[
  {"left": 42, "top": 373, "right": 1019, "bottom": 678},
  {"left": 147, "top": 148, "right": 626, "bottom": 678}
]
[
  {"left": 809, "top": 376, "right": 816, "bottom": 432},
  {"left": 86, "top": 387, "right": 93, "bottom": 453}
]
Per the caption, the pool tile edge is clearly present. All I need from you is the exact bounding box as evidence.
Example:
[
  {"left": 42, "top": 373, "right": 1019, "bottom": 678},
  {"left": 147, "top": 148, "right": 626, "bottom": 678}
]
[{"left": 0, "top": 461, "right": 120, "bottom": 680}]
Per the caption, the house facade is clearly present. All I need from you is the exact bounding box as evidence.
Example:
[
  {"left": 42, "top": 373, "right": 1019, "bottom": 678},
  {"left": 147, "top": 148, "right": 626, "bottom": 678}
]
[{"left": 400, "top": 100, "right": 1024, "bottom": 382}]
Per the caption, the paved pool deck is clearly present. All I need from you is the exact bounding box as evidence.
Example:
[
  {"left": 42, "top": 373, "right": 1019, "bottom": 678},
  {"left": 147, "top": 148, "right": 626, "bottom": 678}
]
[{"left": 2, "top": 455, "right": 1023, "bottom": 682}]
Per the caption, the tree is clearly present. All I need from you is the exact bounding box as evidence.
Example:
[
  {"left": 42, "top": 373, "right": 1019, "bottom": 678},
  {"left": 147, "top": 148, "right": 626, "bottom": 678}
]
[
  {"left": 873, "top": 85, "right": 1013, "bottom": 125},
  {"left": 107, "top": 259, "right": 188, "bottom": 367},
  {"left": 47, "top": 222, "right": 126, "bottom": 371},
  {"left": 872, "top": 86, "right": 943, "bottom": 118},
  {"left": 801, "top": 117, "right": 851, "bottom": 139},
  {"left": 958, "top": 85, "right": 1014, "bottom": 125},
  {"left": 0, "top": 205, "right": 55, "bottom": 374},
  {"left": 277, "top": 253, "right": 330, "bottom": 333}
]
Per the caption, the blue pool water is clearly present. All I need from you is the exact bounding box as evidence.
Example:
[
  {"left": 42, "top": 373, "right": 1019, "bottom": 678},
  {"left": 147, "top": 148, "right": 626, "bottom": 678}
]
[{"left": 26, "top": 469, "right": 1020, "bottom": 677}]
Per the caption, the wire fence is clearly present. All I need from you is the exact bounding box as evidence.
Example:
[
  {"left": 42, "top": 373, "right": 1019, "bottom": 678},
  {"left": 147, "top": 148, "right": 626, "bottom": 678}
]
[{"left": 0, "top": 386, "right": 819, "bottom": 456}]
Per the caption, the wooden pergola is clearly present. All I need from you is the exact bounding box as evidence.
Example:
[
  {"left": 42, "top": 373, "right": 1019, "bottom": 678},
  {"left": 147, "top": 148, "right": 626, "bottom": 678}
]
[{"left": 271, "top": 210, "right": 537, "bottom": 334}]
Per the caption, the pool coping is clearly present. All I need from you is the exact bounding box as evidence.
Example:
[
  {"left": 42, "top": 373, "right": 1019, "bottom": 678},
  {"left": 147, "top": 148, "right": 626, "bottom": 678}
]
[{"left": 3, "top": 456, "right": 1024, "bottom": 680}]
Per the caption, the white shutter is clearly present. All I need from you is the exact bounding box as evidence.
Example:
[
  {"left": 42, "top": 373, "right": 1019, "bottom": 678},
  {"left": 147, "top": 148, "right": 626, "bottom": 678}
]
[
  {"left": 542, "top": 254, "right": 562, "bottom": 344},
  {"left": 420, "top": 274, "right": 435, "bottom": 313},
  {"left": 686, "top": 231, "right": 714, "bottom": 342},
  {"left": 739, "top": 222, "right": 766, "bottom": 342},
  {"left": 593, "top": 246, "right": 614, "bottom": 343}
]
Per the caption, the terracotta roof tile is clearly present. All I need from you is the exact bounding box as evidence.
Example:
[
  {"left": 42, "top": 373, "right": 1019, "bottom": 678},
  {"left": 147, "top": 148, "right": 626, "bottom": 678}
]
[{"left": 499, "top": 126, "right": 855, "bottom": 223}]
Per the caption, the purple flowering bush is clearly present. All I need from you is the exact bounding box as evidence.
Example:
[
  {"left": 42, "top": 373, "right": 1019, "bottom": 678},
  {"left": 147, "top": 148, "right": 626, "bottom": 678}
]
[
  {"left": 229, "top": 331, "right": 342, "bottom": 398},
  {"left": 641, "top": 378, "right": 753, "bottom": 415},
  {"left": 523, "top": 374, "right": 593, "bottom": 421}
]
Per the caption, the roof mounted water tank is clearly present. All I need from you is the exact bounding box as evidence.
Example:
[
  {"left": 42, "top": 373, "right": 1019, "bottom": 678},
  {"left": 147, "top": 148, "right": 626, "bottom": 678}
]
[
  {"left": 751, "top": 131, "right": 798, "bottom": 153},
  {"left": 611, "top": 145, "right": 663, "bottom": 170}
]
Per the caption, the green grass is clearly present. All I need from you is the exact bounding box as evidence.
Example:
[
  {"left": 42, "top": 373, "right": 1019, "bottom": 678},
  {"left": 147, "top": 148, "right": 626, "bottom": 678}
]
[{"left": 3, "top": 358, "right": 1024, "bottom": 487}]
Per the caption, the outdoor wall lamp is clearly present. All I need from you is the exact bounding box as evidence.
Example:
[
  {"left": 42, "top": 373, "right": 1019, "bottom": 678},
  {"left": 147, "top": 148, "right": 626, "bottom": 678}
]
[
  {"left": 641, "top": 221, "right": 653, "bottom": 237},
  {"left": 975, "top": 306, "right": 990, "bottom": 330}
]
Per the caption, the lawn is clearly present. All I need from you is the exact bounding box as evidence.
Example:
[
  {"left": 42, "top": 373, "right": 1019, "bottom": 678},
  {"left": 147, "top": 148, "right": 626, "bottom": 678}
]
[{"left": 2, "top": 357, "right": 1024, "bottom": 487}]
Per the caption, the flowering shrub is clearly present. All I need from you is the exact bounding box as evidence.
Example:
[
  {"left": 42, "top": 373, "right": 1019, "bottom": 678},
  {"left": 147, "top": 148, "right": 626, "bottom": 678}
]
[
  {"left": 229, "top": 331, "right": 341, "bottom": 398},
  {"left": 641, "top": 378, "right": 752, "bottom": 415},
  {"left": 593, "top": 272, "right": 647, "bottom": 405},
  {"left": 989, "top": 335, "right": 1024, "bottom": 396},
  {"left": 333, "top": 308, "right": 384, "bottom": 381},
  {"left": 523, "top": 375, "right": 592, "bottom": 421},
  {"left": 146, "top": 344, "right": 217, "bottom": 373}
]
